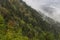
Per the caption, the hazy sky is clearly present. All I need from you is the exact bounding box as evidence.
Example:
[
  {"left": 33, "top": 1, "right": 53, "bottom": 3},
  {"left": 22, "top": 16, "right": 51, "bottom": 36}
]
[{"left": 23, "top": 0, "right": 60, "bottom": 22}]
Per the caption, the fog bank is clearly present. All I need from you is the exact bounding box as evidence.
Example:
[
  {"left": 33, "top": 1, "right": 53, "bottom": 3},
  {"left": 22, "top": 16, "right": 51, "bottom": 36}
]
[{"left": 23, "top": 0, "right": 60, "bottom": 22}]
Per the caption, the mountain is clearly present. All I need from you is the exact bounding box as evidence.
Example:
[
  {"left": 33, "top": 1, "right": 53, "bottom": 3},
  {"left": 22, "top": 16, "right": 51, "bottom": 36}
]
[{"left": 0, "top": 0, "right": 60, "bottom": 40}]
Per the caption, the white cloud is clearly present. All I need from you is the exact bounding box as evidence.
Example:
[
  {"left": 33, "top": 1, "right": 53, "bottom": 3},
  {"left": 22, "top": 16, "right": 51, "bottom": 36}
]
[{"left": 23, "top": 0, "right": 60, "bottom": 22}]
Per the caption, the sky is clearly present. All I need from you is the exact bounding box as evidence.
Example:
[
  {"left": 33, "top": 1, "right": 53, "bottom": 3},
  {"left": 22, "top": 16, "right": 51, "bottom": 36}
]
[{"left": 23, "top": 0, "right": 60, "bottom": 22}]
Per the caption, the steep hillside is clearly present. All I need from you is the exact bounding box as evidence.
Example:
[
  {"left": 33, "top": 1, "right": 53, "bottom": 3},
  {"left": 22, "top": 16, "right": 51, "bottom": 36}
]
[{"left": 0, "top": 0, "right": 60, "bottom": 40}]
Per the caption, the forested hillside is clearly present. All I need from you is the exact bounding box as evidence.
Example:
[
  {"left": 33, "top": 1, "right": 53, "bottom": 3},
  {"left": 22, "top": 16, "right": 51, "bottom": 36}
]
[{"left": 0, "top": 0, "right": 60, "bottom": 40}]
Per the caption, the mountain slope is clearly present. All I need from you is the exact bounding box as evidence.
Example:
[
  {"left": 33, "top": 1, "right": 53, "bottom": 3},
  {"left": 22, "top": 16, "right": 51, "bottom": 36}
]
[{"left": 0, "top": 0, "right": 60, "bottom": 40}]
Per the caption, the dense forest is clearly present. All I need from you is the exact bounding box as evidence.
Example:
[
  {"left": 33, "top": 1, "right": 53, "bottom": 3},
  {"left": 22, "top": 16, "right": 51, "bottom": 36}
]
[{"left": 0, "top": 0, "right": 60, "bottom": 40}]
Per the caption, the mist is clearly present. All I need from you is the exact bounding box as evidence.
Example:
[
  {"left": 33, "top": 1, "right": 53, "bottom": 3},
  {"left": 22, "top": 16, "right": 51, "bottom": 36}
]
[{"left": 23, "top": 0, "right": 60, "bottom": 22}]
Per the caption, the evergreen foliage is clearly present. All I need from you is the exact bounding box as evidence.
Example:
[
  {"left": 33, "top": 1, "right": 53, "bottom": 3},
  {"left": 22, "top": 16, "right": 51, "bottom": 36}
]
[{"left": 0, "top": 0, "right": 59, "bottom": 40}]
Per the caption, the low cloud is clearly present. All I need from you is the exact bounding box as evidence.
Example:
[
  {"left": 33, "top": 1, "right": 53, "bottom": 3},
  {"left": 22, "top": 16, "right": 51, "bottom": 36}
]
[{"left": 23, "top": 0, "right": 60, "bottom": 22}]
